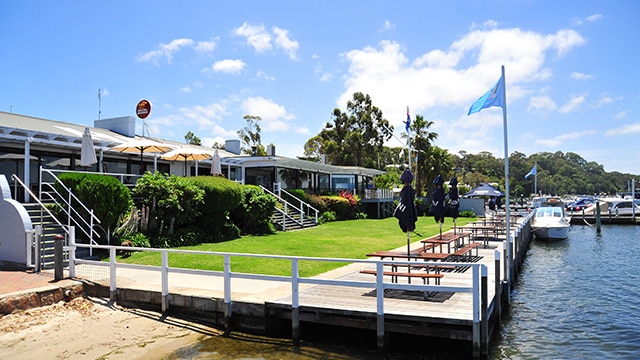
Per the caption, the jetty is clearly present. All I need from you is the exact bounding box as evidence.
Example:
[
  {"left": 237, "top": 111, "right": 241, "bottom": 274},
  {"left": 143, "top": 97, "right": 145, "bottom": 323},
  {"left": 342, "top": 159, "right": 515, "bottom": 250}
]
[{"left": 33, "top": 211, "right": 534, "bottom": 359}]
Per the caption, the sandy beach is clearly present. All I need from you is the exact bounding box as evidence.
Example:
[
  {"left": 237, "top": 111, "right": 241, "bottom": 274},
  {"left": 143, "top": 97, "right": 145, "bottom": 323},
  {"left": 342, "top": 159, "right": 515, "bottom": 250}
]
[{"left": 0, "top": 296, "right": 222, "bottom": 360}]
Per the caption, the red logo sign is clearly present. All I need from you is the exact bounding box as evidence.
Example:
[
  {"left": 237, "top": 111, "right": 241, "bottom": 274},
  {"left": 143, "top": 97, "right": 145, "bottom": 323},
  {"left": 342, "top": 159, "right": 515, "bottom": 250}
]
[{"left": 136, "top": 99, "right": 151, "bottom": 119}]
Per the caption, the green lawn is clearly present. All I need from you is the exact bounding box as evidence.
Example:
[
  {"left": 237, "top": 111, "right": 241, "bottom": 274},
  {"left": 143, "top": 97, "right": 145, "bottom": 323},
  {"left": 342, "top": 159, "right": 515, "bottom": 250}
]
[{"left": 116, "top": 216, "right": 475, "bottom": 277}]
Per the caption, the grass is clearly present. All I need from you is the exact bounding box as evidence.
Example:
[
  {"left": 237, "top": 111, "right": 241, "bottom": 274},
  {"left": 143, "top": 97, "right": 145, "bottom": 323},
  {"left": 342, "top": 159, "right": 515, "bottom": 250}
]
[{"left": 116, "top": 216, "right": 476, "bottom": 277}]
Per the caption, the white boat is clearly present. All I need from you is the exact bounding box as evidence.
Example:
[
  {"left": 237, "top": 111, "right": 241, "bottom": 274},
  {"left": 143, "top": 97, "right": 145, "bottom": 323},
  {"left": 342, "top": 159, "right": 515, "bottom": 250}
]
[{"left": 531, "top": 198, "right": 571, "bottom": 241}]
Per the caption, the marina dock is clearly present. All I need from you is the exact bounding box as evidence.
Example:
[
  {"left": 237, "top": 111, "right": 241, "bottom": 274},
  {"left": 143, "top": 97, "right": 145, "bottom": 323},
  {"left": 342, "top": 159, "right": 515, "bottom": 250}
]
[{"left": 44, "top": 212, "right": 534, "bottom": 359}]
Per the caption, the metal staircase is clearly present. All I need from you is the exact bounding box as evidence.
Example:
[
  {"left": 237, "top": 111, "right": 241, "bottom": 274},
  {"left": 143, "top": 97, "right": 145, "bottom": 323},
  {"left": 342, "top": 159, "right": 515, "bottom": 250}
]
[
  {"left": 261, "top": 184, "right": 319, "bottom": 231},
  {"left": 11, "top": 168, "right": 103, "bottom": 269}
]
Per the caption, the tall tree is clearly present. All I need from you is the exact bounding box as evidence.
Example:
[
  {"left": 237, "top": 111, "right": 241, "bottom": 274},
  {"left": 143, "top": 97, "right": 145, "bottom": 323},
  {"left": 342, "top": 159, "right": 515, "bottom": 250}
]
[
  {"left": 304, "top": 92, "right": 392, "bottom": 167},
  {"left": 405, "top": 114, "right": 438, "bottom": 195},
  {"left": 184, "top": 131, "right": 202, "bottom": 146},
  {"left": 237, "top": 115, "right": 266, "bottom": 156}
]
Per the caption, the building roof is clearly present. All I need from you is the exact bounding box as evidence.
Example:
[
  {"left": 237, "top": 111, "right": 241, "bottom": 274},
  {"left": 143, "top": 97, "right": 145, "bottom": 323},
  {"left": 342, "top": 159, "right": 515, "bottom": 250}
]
[{"left": 0, "top": 111, "right": 384, "bottom": 177}]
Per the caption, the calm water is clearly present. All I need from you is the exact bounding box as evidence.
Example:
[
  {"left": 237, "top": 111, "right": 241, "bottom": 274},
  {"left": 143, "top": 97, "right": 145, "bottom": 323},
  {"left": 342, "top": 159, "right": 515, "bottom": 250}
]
[
  {"left": 490, "top": 224, "right": 640, "bottom": 359},
  {"left": 167, "top": 225, "right": 640, "bottom": 359}
]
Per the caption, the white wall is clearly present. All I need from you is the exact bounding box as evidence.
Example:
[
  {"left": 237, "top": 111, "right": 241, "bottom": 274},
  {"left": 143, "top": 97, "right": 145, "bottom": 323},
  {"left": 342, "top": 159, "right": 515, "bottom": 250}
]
[{"left": 0, "top": 175, "right": 32, "bottom": 268}]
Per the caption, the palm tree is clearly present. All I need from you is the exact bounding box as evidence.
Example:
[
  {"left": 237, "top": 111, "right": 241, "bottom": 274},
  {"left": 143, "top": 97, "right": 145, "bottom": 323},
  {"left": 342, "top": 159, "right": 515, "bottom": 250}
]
[{"left": 404, "top": 114, "right": 438, "bottom": 195}]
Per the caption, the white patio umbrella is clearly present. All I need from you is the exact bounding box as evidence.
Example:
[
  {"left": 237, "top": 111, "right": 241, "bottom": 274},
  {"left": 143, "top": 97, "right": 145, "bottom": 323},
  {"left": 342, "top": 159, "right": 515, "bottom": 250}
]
[
  {"left": 80, "top": 127, "right": 98, "bottom": 167},
  {"left": 0, "top": 153, "right": 38, "bottom": 175},
  {"left": 112, "top": 137, "right": 173, "bottom": 174},
  {"left": 46, "top": 158, "right": 83, "bottom": 168},
  {"left": 211, "top": 149, "right": 222, "bottom": 176},
  {"left": 161, "top": 146, "right": 214, "bottom": 176}
]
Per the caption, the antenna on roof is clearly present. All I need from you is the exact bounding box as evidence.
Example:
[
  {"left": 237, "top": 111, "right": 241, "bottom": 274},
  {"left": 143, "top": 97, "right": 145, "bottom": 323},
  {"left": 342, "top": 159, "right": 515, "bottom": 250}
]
[{"left": 98, "top": 89, "right": 102, "bottom": 120}]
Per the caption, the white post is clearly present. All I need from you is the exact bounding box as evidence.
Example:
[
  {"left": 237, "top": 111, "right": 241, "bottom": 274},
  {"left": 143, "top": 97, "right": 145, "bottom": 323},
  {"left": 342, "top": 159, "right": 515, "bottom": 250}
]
[
  {"left": 69, "top": 226, "right": 76, "bottom": 278},
  {"left": 500, "top": 65, "right": 512, "bottom": 300},
  {"left": 24, "top": 138, "right": 31, "bottom": 202},
  {"left": 109, "top": 248, "right": 117, "bottom": 301},
  {"left": 161, "top": 251, "right": 169, "bottom": 313}
]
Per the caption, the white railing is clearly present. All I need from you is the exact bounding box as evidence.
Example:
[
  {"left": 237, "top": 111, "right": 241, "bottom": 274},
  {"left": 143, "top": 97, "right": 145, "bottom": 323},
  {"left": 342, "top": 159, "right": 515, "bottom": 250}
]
[
  {"left": 260, "top": 185, "right": 317, "bottom": 227},
  {"left": 279, "top": 188, "right": 319, "bottom": 223},
  {"left": 38, "top": 167, "right": 102, "bottom": 248},
  {"left": 67, "top": 239, "right": 492, "bottom": 353},
  {"left": 363, "top": 188, "right": 394, "bottom": 200}
]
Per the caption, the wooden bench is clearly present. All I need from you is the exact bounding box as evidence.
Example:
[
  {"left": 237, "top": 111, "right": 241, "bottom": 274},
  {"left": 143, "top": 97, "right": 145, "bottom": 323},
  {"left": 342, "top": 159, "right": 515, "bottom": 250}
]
[
  {"left": 384, "top": 263, "right": 457, "bottom": 273},
  {"left": 366, "top": 250, "right": 450, "bottom": 261},
  {"left": 449, "top": 242, "right": 482, "bottom": 261},
  {"left": 359, "top": 269, "right": 444, "bottom": 285}
]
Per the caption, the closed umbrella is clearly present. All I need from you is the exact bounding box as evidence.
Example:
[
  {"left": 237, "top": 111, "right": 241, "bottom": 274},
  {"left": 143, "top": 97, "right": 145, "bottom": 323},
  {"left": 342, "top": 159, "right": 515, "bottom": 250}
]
[
  {"left": 161, "top": 146, "right": 214, "bottom": 176},
  {"left": 80, "top": 127, "right": 97, "bottom": 167},
  {"left": 394, "top": 169, "right": 418, "bottom": 256},
  {"left": 112, "top": 137, "right": 173, "bottom": 174},
  {"left": 211, "top": 149, "right": 222, "bottom": 176}
]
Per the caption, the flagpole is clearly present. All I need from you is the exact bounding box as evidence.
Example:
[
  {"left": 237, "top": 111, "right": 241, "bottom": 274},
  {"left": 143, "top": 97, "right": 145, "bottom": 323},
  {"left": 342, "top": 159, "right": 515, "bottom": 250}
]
[
  {"left": 500, "top": 65, "right": 513, "bottom": 303},
  {"left": 534, "top": 161, "right": 538, "bottom": 195}
]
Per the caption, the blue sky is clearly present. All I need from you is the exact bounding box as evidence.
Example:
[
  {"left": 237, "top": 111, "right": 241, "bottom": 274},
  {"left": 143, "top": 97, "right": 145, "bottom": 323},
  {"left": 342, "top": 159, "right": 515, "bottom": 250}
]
[{"left": 1, "top": 1, "right": 639, "bottom": 174}]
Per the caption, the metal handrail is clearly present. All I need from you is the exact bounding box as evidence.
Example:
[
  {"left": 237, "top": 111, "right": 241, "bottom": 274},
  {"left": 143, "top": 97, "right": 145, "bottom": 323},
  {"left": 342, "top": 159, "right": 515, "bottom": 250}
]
[
  {"left": 260, "top": 185, "right": 314, "bottom": 226},
  {"left": 279, "top": 188, "right": 319, "bottom": 224},
  {"left": 39, "top": 167, "right": 102, "bottom": 245},
  {"left": 10, "top": 174, "right": 69, "bottom": 235}
]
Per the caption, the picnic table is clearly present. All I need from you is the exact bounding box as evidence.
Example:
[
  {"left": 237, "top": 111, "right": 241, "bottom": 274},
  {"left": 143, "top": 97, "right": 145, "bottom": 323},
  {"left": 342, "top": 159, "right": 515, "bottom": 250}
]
[
  {"left": 420, "top": 232, "right": 473, "bottom": 253},
  {"left": 459, "top": 223, "right": 501, "bottom": 247}
]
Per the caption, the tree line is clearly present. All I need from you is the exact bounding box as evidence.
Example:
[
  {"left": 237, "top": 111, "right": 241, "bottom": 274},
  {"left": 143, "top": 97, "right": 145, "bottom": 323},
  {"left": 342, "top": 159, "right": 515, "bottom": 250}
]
[{"left": 186, "top": 92, "right": 638, "bottom": 198}]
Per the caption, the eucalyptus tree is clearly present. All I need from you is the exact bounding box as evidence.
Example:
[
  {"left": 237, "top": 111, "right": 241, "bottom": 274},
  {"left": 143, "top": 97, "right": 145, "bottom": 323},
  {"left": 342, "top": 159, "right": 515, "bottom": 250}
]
[
  {"left": 304, "top": 92, "right": 392, "bottom": 168},
  {"left": 238, "top": 115, "right": 266, "bottom": 156},
  {"left": 184, "top": 131, "right": 202, "bottom": 146}
]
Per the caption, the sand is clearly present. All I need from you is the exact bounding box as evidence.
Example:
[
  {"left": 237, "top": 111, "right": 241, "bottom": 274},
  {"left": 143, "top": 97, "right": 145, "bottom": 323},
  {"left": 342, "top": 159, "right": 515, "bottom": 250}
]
[{"left": 0, "top": 296, "right": 222, "bottom": 360}]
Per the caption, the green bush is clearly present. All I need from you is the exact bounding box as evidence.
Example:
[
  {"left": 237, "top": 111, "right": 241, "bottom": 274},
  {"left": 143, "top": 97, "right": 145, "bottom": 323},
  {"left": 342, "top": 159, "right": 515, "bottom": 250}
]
[
  {"left": 187, "top": 176, "right": 242, "bottom": 242},
  {"left": 230, "top": 185, "right": 276, "bottom": 235},
  {"left": 287, "top": 189, "right": 309, "bottom": 203},
  {"left": 56, "top": 172, "right": 133, "bottom": 243},
  {"left": 319, "top": 211, "right": 336, "bottom": 223},
  {"left": 132, "top": 172, "right": 204, "bottom": 236},
  {"left": 323, "top": 195, "right": 356, "bottom": 220},
  {"left": 459, "top": 210, "right": 477, "bottom": 218},
  {"left": 307, "top": 194, "right": 328, "bottom": 213}
]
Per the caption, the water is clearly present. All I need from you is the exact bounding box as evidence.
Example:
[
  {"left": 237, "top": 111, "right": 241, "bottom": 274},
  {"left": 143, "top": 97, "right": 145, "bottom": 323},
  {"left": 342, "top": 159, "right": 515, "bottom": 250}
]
[
  {"left": 167, "top": 225, "right": 640, "bottom": 359},
  {"left": 491, "top": 224, "right": 640, "bottom": 359}
]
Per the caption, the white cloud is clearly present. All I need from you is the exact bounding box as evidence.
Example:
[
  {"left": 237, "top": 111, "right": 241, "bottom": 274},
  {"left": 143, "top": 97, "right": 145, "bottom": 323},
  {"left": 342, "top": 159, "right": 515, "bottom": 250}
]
[
  {"left": 135, "top": 38, "right": 195, "bottom": 65},
  {"left": 241, "top": 96, "right": 295, "bottom": 132},
  {"left": 559, "top": 95, "right": 586, "bottom": 113},
  {"left": 273, "top": 26, "right": 299, "bottom": 60},
  {"left": 257, "top": 70, "right": 275, "bottom": 81},
  {"left": 614, "top": 110, "right": 629, "bottom": 119},
  {"left": 535, "top": 130, "right": 597, "bottom": 147},
  {"left": 339, "top": 25, "right": 585, "bottom": 129},
  {"left": 212, "top": 59, "right": 246, "bottom": 74},
  {"left": 605, "top": 123, "right": 640, "bottom": 136},
  {"left": 382, "top": 20, "right": 395, "bottom": 31},
  {"left": 527, "top": 95, "right": 557, "bottom": 113},
  {"left": 586, "top": 14, "right": 604, "bottom": 23},
  {"left": 574, "top": 13, "right": 604, "bottom": 25},
  {"left": 233, "top": 23, "right": 299, "bottom": 59},
  {"left": 195, "top": 40, "right": 216, "bottom": 53},
  {"left": 233, "top": 22, "right": 272, "bottom": 53},
  {"left": 571, "top": 72, "right": 593, "bottom": 80}
]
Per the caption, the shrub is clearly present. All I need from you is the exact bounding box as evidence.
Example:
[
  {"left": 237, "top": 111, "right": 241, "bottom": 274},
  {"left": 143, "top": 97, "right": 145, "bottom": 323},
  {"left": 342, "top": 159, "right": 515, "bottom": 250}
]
[
  {"left": 132, "top": 172, "right": 204, "bottom": 236},
  {"left": 319, "top": 211, "right": 336, "bottom": 223},
  {"left": 459, "top": 210, "right": 477, "bottom": 218},
  {"left": 56, "top": 172, "right": 133, "bottom": 243},
  {"left": 230, "top": 185, "right": 276, "bottom": 235},
  {"left": 187, "top": 176, "right": 242, "bottom": 242},
  {"left": 307, "top": 194, "right": 328, "bottom": 213},
  {"left": 323, "top": 195, "right": 356, "bottom": 220}
]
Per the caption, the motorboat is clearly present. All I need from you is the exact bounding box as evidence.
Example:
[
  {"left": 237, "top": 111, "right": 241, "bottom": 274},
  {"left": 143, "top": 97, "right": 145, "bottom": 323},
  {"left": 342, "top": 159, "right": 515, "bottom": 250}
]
[
  {"left": 581, "top": 197, "right": 640, "bottom": 216},
  {"left": 531, "top": 198, "right": 571, "bottom": 240}
]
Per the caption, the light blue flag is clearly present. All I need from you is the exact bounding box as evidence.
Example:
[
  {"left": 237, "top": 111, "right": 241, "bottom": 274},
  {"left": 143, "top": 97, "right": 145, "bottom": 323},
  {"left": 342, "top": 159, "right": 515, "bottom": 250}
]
[
  {"left": 468, "top": 74, "right": 505, "bottom": 115},
  {"left": 525, "top": 164, "right": 537, "bottom": 179}
]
